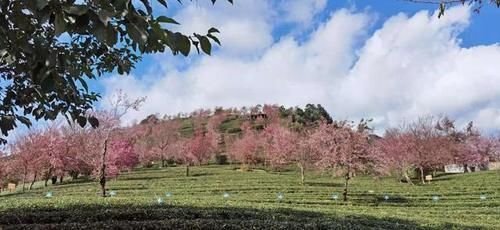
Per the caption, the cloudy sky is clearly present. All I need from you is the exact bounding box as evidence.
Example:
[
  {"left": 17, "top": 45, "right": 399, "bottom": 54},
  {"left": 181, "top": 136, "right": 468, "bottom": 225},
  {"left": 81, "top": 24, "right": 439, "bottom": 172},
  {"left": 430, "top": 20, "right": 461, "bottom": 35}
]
[{"left": 97, "top": 0, "right": 500, "bottom": 134}]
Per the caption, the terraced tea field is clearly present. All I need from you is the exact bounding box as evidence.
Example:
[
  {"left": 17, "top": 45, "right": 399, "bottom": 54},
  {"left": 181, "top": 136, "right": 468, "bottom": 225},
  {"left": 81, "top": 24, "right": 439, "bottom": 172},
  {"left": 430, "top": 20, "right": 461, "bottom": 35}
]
[{"left": 1, "top": 165, "right": 499, "bottom": 229}]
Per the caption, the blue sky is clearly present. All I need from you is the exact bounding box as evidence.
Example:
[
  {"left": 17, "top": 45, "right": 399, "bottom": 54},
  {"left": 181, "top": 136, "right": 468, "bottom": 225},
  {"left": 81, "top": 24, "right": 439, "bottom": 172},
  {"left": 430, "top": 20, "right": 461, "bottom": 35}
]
[
  {"left": 97, "top": 0, "right": 499, "bottom": 85},
  {"left": 94, "top": 0, "right": 500, "bottom": 133},
  {"left": 106, "top": 0, "right": 500, "bottom": 84}
]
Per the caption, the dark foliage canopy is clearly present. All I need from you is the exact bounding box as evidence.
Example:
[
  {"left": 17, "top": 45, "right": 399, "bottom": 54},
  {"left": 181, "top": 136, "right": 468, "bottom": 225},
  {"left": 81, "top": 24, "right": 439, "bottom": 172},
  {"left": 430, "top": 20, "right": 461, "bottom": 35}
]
[{"left": 0, "top": 0, "right": 231, "bottom": 144}]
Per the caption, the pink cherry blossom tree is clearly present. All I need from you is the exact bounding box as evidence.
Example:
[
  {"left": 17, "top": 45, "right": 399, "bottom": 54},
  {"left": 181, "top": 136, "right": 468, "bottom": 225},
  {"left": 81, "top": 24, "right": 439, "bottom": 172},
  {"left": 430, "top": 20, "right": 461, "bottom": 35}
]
[
  {"left": 309, "top": 120, "right": 373, "bottom": 201},
  {"left": 294, "top": 130, "right": 321, "bottom": 185},
  {"left": 229, "top": 121, "right": 263, "bottom": 170},
  {"left": 375, "top": 128, "right": 417, "bottom": 185},
  {"left": 262, "top": 123, "right": 298, "bottom": 171},
  {"left": 147, "top": 119, "right": 182, "bottom": 167},
  {"left": 173, "top": 110, "right": 218, "bottom": 176},
  {"left": 106, "top": 139, "right": 139, "bottom": 177},
  {"left": 405, "top": 116, "right": 450, "bottom": 184},
  {"left": 207, "top": 111, "right": 227, "bottom": 158},
  {"left": 9, "top": 128, "right": 61, "bottom": 191},
  {"left": 463, "top": 133, "right": 496, "bottom": 170},
  {"left": 11, "top": 130, "right": 34, "bottom": 189},
  {"left": 184, "top": 129, "right": 217, "bottom": 176},
  {"left": 60, "top": 123, "right": 94, "bottom": 180},
  {"left": 170, "top": 139, "right": 194, "bottom": 176},
  {"left": 73, "top": 90, "right": 145, "bottom": 197}
]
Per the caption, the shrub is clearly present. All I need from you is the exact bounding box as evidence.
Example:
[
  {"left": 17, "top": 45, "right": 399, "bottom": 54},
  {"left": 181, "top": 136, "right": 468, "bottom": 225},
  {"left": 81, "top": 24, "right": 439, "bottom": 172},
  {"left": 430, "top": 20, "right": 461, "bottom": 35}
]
[
  {"left": 227, "top": 127, "right": 242, "bottom": 134},
  {"left": 215, "top": 155, "right": 228, "bottom": 165}
]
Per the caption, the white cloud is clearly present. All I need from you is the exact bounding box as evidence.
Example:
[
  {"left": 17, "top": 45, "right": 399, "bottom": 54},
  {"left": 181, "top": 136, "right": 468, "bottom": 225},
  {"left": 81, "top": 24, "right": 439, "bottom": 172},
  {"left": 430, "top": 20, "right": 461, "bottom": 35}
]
[
  {"left": 280, "top": 0, "right": 328, "bottom": 24},
  {"left": 173, "top": 0, "right": 275, "bottom": 56},
  {"left": 102, "top": 4, "right": 500, "bottom": 134}
]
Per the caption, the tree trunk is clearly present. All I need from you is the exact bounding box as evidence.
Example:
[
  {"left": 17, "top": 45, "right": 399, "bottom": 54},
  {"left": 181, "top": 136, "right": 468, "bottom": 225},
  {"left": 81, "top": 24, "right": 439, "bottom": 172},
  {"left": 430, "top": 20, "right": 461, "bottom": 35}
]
[
  {"left": 51, "top": 176, "right": 57, "bottom": 185},
  {"left": 22, "top": 171, "right": 27, "bottom": 192},
  {"left": 343, "top": 171, "right": 350, "bottom": 202},
  {"left": 29, "top": 172, "right": 37, "bottom": 190},
  {"left": 464, "top": 164, "right": 470, "bottom": 173},
  {"left": 161, "top": 158, "right": 165, "bottom": 167},
  {"left": 419, "top": 167, "right": 425, "bottom": 184},
  {"left": 403, "top": 171, "right": 414, "bottom": 185},
  {"left": 99, "top": 139, "right": 109, "bottom": 197},
  {"left": 59, "top": 176, "right": 63, "bottom": 183},
  {"left": 298, "top": 163, "right": 305, "bottom": 185},
  {"left": 186, "top": 165, "right": 190, "bottom": 177},
  {"left": 44, "top": 168, "right": 53, "bottom": 187},
  {"left": 70, "top": 171, "right": 79, "bottom": 180}
]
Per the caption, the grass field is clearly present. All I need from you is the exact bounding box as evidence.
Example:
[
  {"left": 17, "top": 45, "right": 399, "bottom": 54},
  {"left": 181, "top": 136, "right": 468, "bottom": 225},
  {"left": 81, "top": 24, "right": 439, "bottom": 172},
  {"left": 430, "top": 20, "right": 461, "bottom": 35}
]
[{"left": 0, "top": 165, "right": 499, "bottom": 229}]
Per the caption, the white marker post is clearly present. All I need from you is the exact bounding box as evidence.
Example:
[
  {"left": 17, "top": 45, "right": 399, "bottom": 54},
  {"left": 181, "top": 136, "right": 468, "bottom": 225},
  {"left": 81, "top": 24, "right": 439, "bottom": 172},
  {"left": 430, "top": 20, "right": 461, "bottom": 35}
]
[
  {"left": 45, "top": 191, "right": 53, "bottom": 198},
  {"left": 277, "top": 192, "right": 284, "bottom": 202}
]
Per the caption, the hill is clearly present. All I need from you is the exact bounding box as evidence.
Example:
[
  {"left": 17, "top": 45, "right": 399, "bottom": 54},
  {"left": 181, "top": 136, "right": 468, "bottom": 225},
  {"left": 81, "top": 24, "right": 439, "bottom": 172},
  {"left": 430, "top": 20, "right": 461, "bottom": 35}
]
[{"left": 139, "top": 104, "right": 334, "bottom": 137}]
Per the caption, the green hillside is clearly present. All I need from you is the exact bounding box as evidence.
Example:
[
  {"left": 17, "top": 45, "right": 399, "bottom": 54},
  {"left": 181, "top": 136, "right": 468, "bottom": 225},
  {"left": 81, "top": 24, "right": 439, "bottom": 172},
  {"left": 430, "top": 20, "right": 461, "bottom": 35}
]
[{"left": 0, "top": 165, "right": 499, "bottom": 229}]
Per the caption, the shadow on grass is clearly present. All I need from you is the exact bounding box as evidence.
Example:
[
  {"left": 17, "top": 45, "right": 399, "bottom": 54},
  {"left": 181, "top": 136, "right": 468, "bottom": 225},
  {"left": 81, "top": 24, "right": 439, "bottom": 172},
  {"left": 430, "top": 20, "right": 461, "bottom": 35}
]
[
  {"left": 190, "top": 173, "right": 214, "bottom": 177},
  {"left": 374, "top": 194, "right": 410, "bottom": 204},
  {"left": 429, "top": 177, "right": 455, "bottom": 182},
  {"left": 55, "top": 180, "right": 95, "bottom": 187},
  {"left": 119, "top": 176, "right": 174, "bottom": 181},
  {"left": 107, "top": 186, "right": 149, "bottom": 191},
  {"left": 0, "top": 191, "right": 25, "bottom": 198},
  {"left": 0, "top": 204, "right": 486, "bottom": 229},
  {"left": 304, "top": 181, "right": 343, "bottom": 187}
]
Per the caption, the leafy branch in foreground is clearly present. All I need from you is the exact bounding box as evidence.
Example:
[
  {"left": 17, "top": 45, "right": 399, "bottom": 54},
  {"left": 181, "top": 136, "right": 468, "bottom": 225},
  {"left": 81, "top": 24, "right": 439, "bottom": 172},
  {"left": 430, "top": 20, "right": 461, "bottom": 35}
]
[
  {"left": 0, "top": 0, "right": 232, "bottom": 144},
  {"left": 402, "top": 0, "right": 500, "bottom": 17}
]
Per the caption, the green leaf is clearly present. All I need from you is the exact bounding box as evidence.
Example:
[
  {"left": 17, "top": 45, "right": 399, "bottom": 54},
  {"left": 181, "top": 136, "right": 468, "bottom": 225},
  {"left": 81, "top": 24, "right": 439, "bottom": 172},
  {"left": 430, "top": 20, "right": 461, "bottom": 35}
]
[
  {"left": 126, "top": 23, "right": 148, "bottom": 46},
  {"left": 63, "top": 5, "right": 89, "bottom": 16},
  {"left": 156, "top": 16, "right": 179, "bottom": 25},
  {"left": 89, "top": 116, "right": 99, "bottom": 128},
  {"left": 97, "top": 10, "right": 114, "bottom": 25},
  {"left": 140, "top": 0, "right": 153, "bottom": 15},
  {"left": 438, "top": 3, "right": 445, "bottom": 18},
  {"left": 157, "top": 0, "right": 168, "bottom": 8},
  {"left": 207, "top": 34, "right": 220, "bottom": 46},
  {"left": 17, "top": 116, "right": 32, "bottom": 128},
  {"left": 54, "top": 12, "right": 67, "bottom": 37},
  {"left": 24, "top": 106, "right": 33, "bottom": 116},
  {"left": 41, "top": 72, "right": 56, "bottom": 92},
  {"left": 208, "top": 27, "right": 220, "bottom": 34},
  {"left": 105, "top": 26, "right": 118, "bottom": 46},
  {"left": 93, "top": 22, "right": 107, "bottom": 43},
  {"left": 33, "top": 108, "right": 45, "bottom": 119},
  {"left": 36, "top": 0, "right": 48, "bottom": 10},
  {"left": 174, "top": 33, "right": 191, "bottom": 56},
  {"left": 77, "top": 77, "right": 89, "bottom": 92},
  {"left": 199, "top": 36, "right": 211, "bottom": 55},
  {"left": 77, "top": 116, "right": 87, "bottom": 127},
  {"left": 0, "top": 116, "right": 15, "bottom": 136}
]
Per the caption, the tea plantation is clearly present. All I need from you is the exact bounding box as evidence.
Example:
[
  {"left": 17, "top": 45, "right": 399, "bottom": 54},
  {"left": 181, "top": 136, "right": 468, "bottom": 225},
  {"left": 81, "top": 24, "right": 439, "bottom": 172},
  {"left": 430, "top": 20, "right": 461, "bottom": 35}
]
[{"left": 1, "top": 165, "right": 499, "bottom": 229}]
